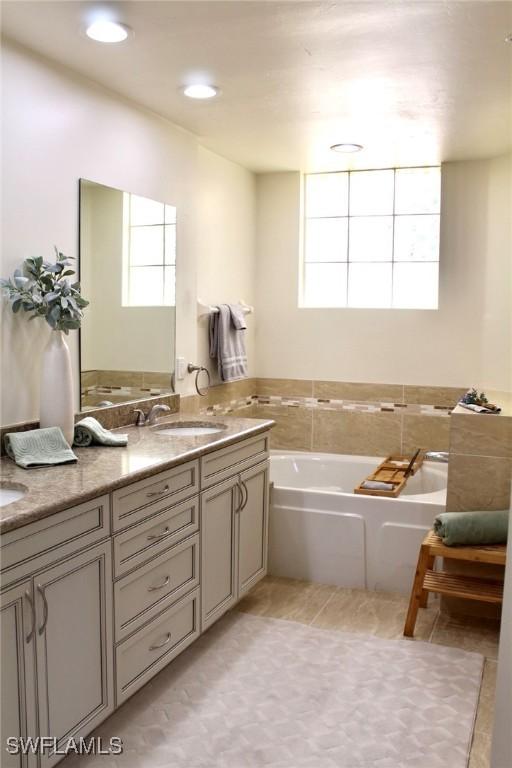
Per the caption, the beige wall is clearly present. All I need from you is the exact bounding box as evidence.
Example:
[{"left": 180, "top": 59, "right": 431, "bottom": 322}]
[
  {"left": 255, "top": 157, "right": 512, "bottom": 391},
  {"left": 195, "top": 146, "right": 256, "bottom": 384},
  {"left": 80, "top": 183, "right": 175, "bottom": 373},
  {"left": 0, "top": 41, "right": 256, "bottom": 424}
]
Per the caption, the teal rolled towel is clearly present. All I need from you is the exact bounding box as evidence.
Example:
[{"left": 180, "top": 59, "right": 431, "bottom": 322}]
[
  {"left": 433, "top": 510, "right": 509, "bottom": 546},
  {"left": 73, "top": 417, "right": 128, "bottom": 447},
  {"left": 4, "top": 427, "right": 77, "bottom": 469}
]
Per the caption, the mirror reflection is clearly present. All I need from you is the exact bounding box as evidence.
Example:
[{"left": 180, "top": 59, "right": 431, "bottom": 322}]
[{"left": 79, "top": 179, "right": 176, "bottom": 410}]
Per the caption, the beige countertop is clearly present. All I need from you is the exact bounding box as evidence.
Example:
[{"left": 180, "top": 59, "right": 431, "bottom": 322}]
[{"left": 0, "top": 415, "right": 274, "bottom": 535}]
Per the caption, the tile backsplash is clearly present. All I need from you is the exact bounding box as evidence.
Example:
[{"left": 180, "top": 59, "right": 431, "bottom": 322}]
[{"left": 180, "top": 377, "right": 464, "bottom": 457}]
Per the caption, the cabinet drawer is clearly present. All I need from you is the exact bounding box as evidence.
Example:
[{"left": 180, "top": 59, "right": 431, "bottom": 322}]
[
  {"left": 1, "top": 495, "right": 110, "bottom": 584},
  {"left": 115, "top": 588, "right": 199, "bottom": 704},
  {"left": 201, "top": 433, "right": 269, "bottom": 489},
  {"left": 114, "top": 534, "right": 199, "bottom": 641},
  {"left": 112, "top": 460, "right": 199, "bottom": 532},
  {"left": 113, "top": 496, "right": 199, "bottom": 578}
]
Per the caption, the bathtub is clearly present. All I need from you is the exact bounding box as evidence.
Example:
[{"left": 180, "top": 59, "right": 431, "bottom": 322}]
[{"left": 269, "top": 451, "right": 448, "bottom": 594}]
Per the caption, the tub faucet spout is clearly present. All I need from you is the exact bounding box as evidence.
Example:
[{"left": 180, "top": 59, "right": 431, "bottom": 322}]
[{"left": 424, "top": 451, "right": 449, "bottom": 463}]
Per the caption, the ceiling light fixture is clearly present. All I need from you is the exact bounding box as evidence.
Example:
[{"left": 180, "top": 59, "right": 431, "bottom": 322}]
[
  {"left": 183, "top": 84, "right": 219, "bottom": 100},
  {"left": 85, "top": 20, "right": 131, "bottom": 43},
  {"left": 505, "top": 33, "right": 512, "bottom": 43},
  {"left": 330, "top": 143, "right": 364, "bottom": 153}
]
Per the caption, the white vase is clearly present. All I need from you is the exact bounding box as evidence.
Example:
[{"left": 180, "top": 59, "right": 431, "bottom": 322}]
[{"left": 39, "top": 330, "right": 74, "bottom": 444}]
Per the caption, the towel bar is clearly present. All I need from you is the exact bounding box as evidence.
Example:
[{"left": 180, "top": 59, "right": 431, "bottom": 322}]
[{"left": 197, "top": 298, "right": 253, "bottom": 318}]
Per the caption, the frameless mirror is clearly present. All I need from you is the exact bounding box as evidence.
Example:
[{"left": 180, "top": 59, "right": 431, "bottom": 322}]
[{"left": 79, "top": 179, "right": 176, "bottom": 410}]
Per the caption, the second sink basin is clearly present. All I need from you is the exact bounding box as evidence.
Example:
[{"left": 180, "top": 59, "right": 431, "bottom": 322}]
[
  {"left": 152, "top": 421, "right": 227, "bottom": 437},
  {"left": 0, "top": 482, "right": 27, "bottom": 508}
]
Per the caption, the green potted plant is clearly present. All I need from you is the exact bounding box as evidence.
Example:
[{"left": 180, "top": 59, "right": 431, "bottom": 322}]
[{"left": 1, "top": 248, "right": 89, "bottom": 442}]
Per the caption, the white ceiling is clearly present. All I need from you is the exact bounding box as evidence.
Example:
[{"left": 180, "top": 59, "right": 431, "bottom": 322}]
[{"left": 2, "top": 1, "right": 512, "bottom": 172}]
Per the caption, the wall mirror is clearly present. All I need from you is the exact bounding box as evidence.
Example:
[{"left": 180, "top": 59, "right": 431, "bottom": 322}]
[{"left": 79, "top": 179, "right": 176, "bottom": 410}]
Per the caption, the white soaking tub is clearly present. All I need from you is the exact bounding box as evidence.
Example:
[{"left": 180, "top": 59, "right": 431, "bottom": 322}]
[{"left": 269, "top": 451, "right": 447, "bottom": 594}]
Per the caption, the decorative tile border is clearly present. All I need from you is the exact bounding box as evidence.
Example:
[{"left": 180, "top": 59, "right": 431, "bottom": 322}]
[{"left": 198, "top": 394, "right": 452, "bottom": 418}]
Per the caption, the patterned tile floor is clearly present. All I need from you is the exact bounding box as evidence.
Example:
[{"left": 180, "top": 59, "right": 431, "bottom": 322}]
[{"left": 237, "top": 576, "right": 501, "bottom": 768}]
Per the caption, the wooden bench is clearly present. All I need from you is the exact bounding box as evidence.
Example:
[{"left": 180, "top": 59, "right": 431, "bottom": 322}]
[{"left": 403, "top": 530, "right": 506, "bottom": 637}]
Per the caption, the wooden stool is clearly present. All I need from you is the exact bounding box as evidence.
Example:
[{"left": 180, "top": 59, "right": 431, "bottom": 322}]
[{"left": 403, "top": 530, "right": 506, "bottom": 637}]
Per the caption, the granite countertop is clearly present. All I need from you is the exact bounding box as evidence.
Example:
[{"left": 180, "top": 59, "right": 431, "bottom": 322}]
[{"left": 0, "top": 415, "right": 274, "bottom": 535}]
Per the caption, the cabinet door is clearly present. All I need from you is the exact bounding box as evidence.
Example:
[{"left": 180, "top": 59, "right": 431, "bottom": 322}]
[
  {"left": 0, "top": 581, "right": 38, "bottom": 768},
  {"left": 34, "top": 541, "right": 114, "bottom": 767},
  {"left": 200, "top": 477, "right": 240, "bottom": 631},
  {"left": 238, "top": 461, "right": 269, "bottom": 598}
]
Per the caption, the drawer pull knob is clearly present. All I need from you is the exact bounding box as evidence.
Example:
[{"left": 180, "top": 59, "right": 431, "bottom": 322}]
[
  {"left": 147, "top": 484, "right": 170, "bottom": 498},
  {"left": 147, "top": 526, "right": 171, "bottom": 541},
  {"left": 148, "top": 575, "right": 170, "bottom": 592},
  {"left": 149, "top": 632, "right": 172, "bottom": 651}
]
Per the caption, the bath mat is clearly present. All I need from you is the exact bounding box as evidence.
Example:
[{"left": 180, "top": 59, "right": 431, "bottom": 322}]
[{"left": 70, "top": 613, "right": 483, "bottom": 768}]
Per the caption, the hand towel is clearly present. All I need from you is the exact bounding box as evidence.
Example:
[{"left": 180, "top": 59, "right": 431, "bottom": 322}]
[
  {"left": 209, "top": 304, "right": 248, "bottom": 382},
  {"left": 228, "top": 303, "right": 248, "bottom": 331},
  {"left": 433, "top": 510, "right": 509, "bottom": 546},
  {"left": 4, "top": 427, "right": 77, "bottom": 469},
  {"left": 73, "top": 416, "right": 128, "bottom": 447},
  {"left": 457, "top": 402, "right": 501, "bottom": 414}
]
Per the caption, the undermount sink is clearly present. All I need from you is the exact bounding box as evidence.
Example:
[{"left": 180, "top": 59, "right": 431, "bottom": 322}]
[
  {"left": 0, "top": 482, "right": 27, "bottom": 508},
  {"left": 151, "top": 421, "right": 227, "bottom": 437}
]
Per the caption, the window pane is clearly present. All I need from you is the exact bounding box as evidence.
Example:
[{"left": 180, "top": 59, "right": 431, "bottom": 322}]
[
  {"left": 303, "top": 263, "right": 347, "bottom": 307},
  {"left": 305, "top": 218, "right": 348, "bottom": 262},
  {"left": 130, "top": 225, "right": 164, "bottom": 266},
  {"left": 394, "top": 215, "right": 440, "bottom": 261},
  {"left": 305, "top": 173, "right": 348, "bottom": 218},
  {"left": 349, "top": 170, "right": 394, "bottom": 215},
  {"left": 349, "top": 216, "right": 393, "bottom": 262},
  {"left": 395, "top": 167, "right": 440, "bottom": 214},
  {"left": 347, "top": 262, "right": 392, "bottom": 308},
  {"left": 393, "top": 262, "right": 439, "bottom": 309},
  {"left": 164, "top": 224, "right": 176, "bottom": 265},
  {"left": 128, "top": 266, "right": 164, "bottom": 306},
  {"left": 165, "top": 204, "right": 177, "bottom": 224},
  {"left": 130, "top": 195, "right": 165, "bottom": 226},
  {"left": 163, "top": 266, "right": 175, "bottom": 305}
]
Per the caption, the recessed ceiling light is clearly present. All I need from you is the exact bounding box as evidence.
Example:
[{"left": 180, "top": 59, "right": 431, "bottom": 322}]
[
  {"left": 505, "top": 33, "right": 512, "bottom": 43},
  {"left": 183, "top": 84, "right": 219, "bottom": 100},
  {"left": 85, "top": 20, "right": 131, "bottom": 43},
  {"left": 330, "top": 143, "right": 364, "bottom": 153}
]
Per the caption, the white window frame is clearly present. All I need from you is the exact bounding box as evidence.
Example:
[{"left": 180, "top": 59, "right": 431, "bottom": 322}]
[
  {"left": 300, "top": 165, "right": 441, "bottom": 310},
  {"left": 122, "top": 192, "right": 176, "bottom": 308}
]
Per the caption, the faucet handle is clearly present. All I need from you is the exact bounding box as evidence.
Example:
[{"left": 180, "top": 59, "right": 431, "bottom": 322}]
[{"left": 133, "top": 408, "right": 147, "bottom": 426}]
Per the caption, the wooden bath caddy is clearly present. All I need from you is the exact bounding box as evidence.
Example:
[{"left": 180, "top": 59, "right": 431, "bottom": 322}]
[{"left": 354, "top": 452, "right": 424, "bottom": 498}]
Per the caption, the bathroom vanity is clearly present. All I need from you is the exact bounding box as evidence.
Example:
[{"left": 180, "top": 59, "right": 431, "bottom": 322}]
[{"left": 0, "top": 417, "right": 272, "bottom": 767}]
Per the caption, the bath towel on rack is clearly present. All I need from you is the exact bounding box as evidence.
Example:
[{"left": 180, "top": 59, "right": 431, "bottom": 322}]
[{"left": 209, "top": 304, "right": 248, "bottom": 382}]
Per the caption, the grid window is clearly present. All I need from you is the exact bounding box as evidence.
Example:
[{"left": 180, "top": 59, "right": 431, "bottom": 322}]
[
  {"left": 122, "top": 193, "right": 176, "bottom": 307},
  {"left": 302, "top": 166, "right": 440, "bottom": 309}
]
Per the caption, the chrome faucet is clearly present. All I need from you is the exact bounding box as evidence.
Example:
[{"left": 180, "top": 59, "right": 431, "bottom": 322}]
[
  {"left": 133, "top": 404, "right": 171, "bottom": 426},
  {"left": 424, "top": 451, "right": 449, "bottom": 463},
  {"left": 147, "top": 404, "right": 171, "bottom": 424}
]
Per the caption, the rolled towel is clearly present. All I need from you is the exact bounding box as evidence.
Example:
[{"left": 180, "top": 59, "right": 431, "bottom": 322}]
[
  {"left": 4, "top": 427, "right": 77, "bottom": 469},
  {"left": 361, "top": 480, "right": 396, "bottom": 491},
  {"left": 73, "top": 417, "right": 128, "bottom": 447},
  {"left": 433, "top": 510, "right": 509, "bottom": 546}
]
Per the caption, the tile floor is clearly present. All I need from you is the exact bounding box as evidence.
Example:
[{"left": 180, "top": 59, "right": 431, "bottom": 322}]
[{"left": 237, "top": 576, "right": 501, "bottom": 768}]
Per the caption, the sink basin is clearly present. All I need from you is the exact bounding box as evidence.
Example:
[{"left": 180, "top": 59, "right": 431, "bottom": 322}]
[
  {"left": 0, "top": 482, "right": 27, "bottom": 507},
  {"left": 152, "top": 421, "right": 227, "bottom": 437}
]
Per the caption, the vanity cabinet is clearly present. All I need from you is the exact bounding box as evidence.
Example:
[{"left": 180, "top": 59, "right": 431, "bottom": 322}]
[
  {"left": 34, "top": 541, "right": 113, "bottom": 766},
  {"left": 1, "top": 581, "right": 38, "bottom": 768},
  {"left": 1, "top": 427, "right": 271, "bottom": 764},
  {"left": 0, "top": 498, "right": 114, "bottom": 768},
  {"left": 201, "top": 456, "right": 269, "bottom": 630}
]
